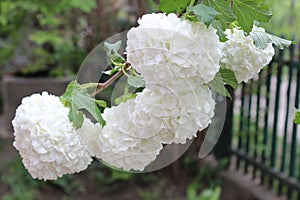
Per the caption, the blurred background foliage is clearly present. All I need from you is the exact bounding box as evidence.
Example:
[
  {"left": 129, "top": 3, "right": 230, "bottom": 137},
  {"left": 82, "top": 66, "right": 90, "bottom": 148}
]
[
  {"left": 0, "top": 0, "right": 156, "bottom": 77},
  {"left": 263, "top": 0, "right": 299, "bottom": 38}
]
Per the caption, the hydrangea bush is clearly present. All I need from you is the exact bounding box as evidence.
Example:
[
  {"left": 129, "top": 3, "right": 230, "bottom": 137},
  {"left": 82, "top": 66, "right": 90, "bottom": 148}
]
[{"left": 12, "top": 0, "right": 293, "bottom": 180}]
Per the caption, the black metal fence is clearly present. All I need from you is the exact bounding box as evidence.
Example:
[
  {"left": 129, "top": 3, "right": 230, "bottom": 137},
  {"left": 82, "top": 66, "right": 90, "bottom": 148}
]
[{"left": 215, "top": 43, "right": 300, "bottom": 199}]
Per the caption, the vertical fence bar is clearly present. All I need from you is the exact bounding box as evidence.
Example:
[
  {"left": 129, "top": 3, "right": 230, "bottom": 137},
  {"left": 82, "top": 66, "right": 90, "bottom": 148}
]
[
  {"left": 236, "top": 83, "right": 246, "bottom": 170},
  {"left": 269, "top": 57, "right": 283, "bottom": 190},
  {"left": 278, "top": 46, "right": 295, "bottom": 196},
  {"left": 244, "top": 82, "right": 252, "bottom": 174},
  {"left": 261, "top": 64, "right": 272, "bottom": 185},
  {"left": 253, "top": 73, "right": 262, "bottom": 180}
]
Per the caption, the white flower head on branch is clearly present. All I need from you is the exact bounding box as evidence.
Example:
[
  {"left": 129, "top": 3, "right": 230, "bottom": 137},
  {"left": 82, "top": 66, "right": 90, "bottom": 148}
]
[
  {"left": 126, "top": 13, "right": 223, "bottom": 90},
  {"left": 132, "top": 85, "right": 215, "bottom": 144},
  {"left": 99, "top": 99, "right": 163, "bottom": 171},
  {"left": 13, "top": 92, "right": 92, "bottom": 180},
  {"left": 221, "top": 26, "right": 275, "bottom": 83}
]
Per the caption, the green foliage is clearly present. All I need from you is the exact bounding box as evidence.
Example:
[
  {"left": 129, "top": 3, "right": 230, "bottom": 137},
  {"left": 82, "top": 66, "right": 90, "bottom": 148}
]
[
  {"left": 158, "top": 0, "right": 273, "bottom": 35},
  {"left": 157, "top": 0, "right": 191, "bottom": 14},
  {"left": 104, "top": 41, "right": 125, "bottom": 66},
  {"left": 50, "top": 175, "right": 86, "bottom": 194},
  {"left": 203, "top": 0, "right": 235, "bottom": 38},
  {"left": 207, "top": 68, "right": 237, "bottom": 98},
  {"left": 187, "top": 3, "right": 219, "bottom": 25},
  {"left": 127, "top": 75, "right": 146, "bottom": 88},
  {"left": 233, "top": 0, "right": 272, "bottom": 33},
  {"left": 263, "top": 0, "right": 300, "bottom": 37},
  {"left": 60, "top": 81, "right": 105, "bottom": 129},
  {"left": 115, "top": 93, "right": 137, "bottom": 105},
  {"left": 205, "top": 0, "right": 236, "bottom": 22},
  {"left": 219, "top": 68, "right": 238, "bottom": 89},
  {"left": 0, "top": 0, "right": 96, "bottom": 76},
  {"left": 294, "top": 109, "right": 300, "bottom": 125},
  {"left": 187, "top": 184, "right": 221, "bottom": 200},
  {"left": 1, "top": 157, "right": 45, "bottom": 200},
  {"left": 114, "top": 84, "right": 137, "bottom": 105},
  {"left": 207, "top": 72, "right": 230, "bottom": 98},
  {"left": 91, "top": 163, "right": 136, "bottom": 194},
  {"left": 250, "top": 30, "right": 293, "bottom": 49},
  {"left": 95, "top": 100, "right": 107, "bottom": 108}
]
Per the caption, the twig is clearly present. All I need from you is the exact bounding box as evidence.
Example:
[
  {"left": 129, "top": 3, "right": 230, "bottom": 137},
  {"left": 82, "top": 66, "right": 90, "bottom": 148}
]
[{"left": 90, "top": 62, "right": 131, "bottom": 97}]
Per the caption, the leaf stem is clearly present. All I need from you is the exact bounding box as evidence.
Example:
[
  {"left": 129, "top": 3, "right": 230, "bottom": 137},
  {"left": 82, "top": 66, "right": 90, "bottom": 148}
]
[
  {"left": 189, "top": 0, "right": 196, "bottom": 7},
  {"left": 90, "top": 62, "right": 131, "bottom": 97}
]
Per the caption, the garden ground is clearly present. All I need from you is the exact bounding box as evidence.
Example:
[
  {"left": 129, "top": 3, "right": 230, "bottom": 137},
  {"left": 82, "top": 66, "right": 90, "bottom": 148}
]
[{"left": 0, "top": 115, "right": 283, "bottom": 200}]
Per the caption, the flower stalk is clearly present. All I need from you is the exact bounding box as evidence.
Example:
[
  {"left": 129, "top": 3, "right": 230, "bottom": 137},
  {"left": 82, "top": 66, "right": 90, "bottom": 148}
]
[{"left": 90, "top": 62, "right": 131, "bottom": 97}]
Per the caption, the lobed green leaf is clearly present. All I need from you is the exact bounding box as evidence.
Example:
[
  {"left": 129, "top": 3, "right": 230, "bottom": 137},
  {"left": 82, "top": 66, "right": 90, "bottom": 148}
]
[
  {"left": 103, "top": 41, "right": 125, "bottom": 65},
  {"left": 60, "top": 81, "right": 106, "bottom": 129},
  {"left": 250, "top": 30, "right": 293, "bottom": 49},
  {"left": 219, "top": 68, "right": 238, "bottom": 89},
  {"left": 207, "top": 72, "right": 231, "bottom": 98},
  {"left": 187, "top": 3, "right": 219, "bottom": 25},
  {"left": 127, "top": 75, "right": 146, "bottom": 88},
  {"left": 204, "top": 0, "right": 236, "bottom": 22},
  {"left": 233, "top": 0, "right": 272, "bottom": 33},
  {"left": 211, "top": 20, "right": 227, "bottom": 40},
  {"left": 157, "top": 0, "right": 190, "bottom": 14}
]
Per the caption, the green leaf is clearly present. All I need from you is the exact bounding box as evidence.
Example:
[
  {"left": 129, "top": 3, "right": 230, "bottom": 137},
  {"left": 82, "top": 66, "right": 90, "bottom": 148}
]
[
  {"left": 157, "top": 0, "right": 190, "bottom": 14},
  {"left": 207, "top": 72, "right": 231, "bottom": 98},
  {"left": 187, "top": 3, "right": 219, "bottom": 25},
  {"left": 127, "top": 75, "right": 146, "bottom": 88},
  {"left": 115, "top": 93, "right": 137, "bottom": 106},
  {"left": 211, "top": 20, "right": 227, "bottom": 40},
  {"left": 103, "top": 41, "right": 125, "bottom": 65},
  {"left": 69, "top": 109, "right": 84, "bottom": 129},
  {"left": 250, "top": 30, "right": 293, "bottom": 49},
  {"left": 204, "top": 0, "right": 236, "bottom": 22},
  {"left": 104, "top": 41, "right": 122, "bottom": 55},
  {"left": 199, "top": 187, "right": 221, "bottom": 200},
  {"left": 294, "top": 109, "right": 300, "bottom": 125},
  {"left": 233, "top": 0, "right": 272, "bottom": 33},
  {"left": 219, "top": 68, "right": 238, "bottom": 89},
  {"left": 111, "top": 53, "right": 125, "bottom": 63},
  {"left": 103, "top": 67, "right": 120, "bottom": 76},
  {"left": 60, "top": 81, "right": 106, "bottom": 129},
  {"left": 202, "top": 0, "right": 235, "bottom": 40},
  {"left": 96, "top": 100, "right": 107, "bottom": 108}
]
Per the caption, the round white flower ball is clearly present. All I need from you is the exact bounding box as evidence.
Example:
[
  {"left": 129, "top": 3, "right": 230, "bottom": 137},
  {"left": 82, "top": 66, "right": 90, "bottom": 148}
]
[
  {"left": 12, "top": 92, "right": 92, "bottom": 180},
  {"left": 77, "top": 117, "right": 102, "bottom": 158},
  {"left": 221, "top": 26, "right": 275, "bottom": 83},
  {"left": 99, "top": 99, "right": 163, "bottom": 171},
  {"left": 126, "top": 13, "right": 222, "bottom": 88},
  {"left": 131, "top": 85, "right": 215, "bottom": 144}
]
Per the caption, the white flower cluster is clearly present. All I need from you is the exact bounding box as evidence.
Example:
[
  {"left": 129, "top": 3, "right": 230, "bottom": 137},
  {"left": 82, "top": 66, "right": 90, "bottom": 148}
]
[
  {"left": 221, "top": 26, "right": 275, "bottom": 83},
  {"left": 126, "top": 13, "right": 223, "bottom": 90},
  {"left": 13, "top": 92, "right": 92, "bottom": 180},
  {"left": 12, "top": 13, "right": 277, "bottom": 178},
  {"left": 132, "top": 86, "right": 215, "bottom": 144},
  {"left": 83, "top": 13, "right": 217, "bottom": 171},
  {"left": 93, "top": 85, "right": 214, "bottom": 171}
]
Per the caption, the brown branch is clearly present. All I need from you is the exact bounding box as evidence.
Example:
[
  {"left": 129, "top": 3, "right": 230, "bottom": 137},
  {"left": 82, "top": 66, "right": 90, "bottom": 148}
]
[{"left": 90, "top": 62, "right": 131, "bottom": 97}]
